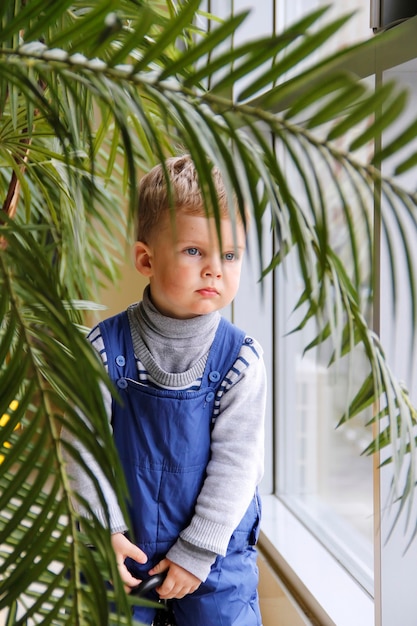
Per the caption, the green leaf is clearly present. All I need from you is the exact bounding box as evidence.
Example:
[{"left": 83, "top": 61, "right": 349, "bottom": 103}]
[
  {"left": 107, "top": 7, "right": 155, "bottom": 66},
  {"left": 349, "top": 89, "right": 408, "bottom": 151},
  {"left": 0, "top": 0, "right": 71, "bottom": 43},
  {"left": 237, "top": 10, "right": 354, "bottom": 102},
  {"left": 327, "top": 80, "right": 397, "bottom": 141},
  {"left": 132, "top": 0, "right": 201, "bottom": 73},
  {"left": 394, "top": 150, "right": 417, "bottom": 175},
  {"left": 375, "top": 116, "right": 417, "bottom": 163},
  {"left": 305, "top": 83, "right": 367, "bottom": 129},
  {"left": 159, "top": 10, "right": 250, "bottom": 82}
]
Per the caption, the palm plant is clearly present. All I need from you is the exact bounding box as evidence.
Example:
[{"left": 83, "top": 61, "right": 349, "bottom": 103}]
[{"left": 1, "top": 0, "right": 417, "bottom": 623}]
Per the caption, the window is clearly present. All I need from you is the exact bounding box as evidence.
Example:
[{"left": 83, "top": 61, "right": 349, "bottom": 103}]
[
  {"left": 274, "top": 250, "right": 374, "bottom": 592},
  {"left": 230, "top": 0, "right": 377, "bottom": 622},
  {"left": 218, "top": 1, "right": 417, "bottom": 624}
]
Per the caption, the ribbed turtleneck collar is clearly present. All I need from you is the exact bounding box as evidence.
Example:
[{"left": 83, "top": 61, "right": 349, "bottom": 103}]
[
  {"left": 139, "top": 285, "right": 220, "bottom": 344},
  {"left": 127, "top": 285, "right": 221, "bottom": 377}
]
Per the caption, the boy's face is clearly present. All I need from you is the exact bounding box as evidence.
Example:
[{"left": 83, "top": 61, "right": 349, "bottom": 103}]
[{"left": 134, "top": 210, "right": 246, "bottom": 319}]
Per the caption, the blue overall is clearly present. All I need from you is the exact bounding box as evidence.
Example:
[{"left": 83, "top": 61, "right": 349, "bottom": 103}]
[{"left": 99, "top": 312, "right": 262, "bottom": 626}]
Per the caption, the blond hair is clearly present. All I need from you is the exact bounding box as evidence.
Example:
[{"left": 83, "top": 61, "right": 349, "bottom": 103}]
[{"left": 136, "top": 155, "right": 242, "bottom": 242}]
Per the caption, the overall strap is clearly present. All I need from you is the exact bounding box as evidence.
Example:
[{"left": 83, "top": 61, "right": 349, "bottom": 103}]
[
  {"left": 99, "top": 310, "right": 247, "bottom": 394},
  {"left": 202, "top": 316, "right": 246, "bottom": 390},
  {"left": 98, "top": 311, "right": 137, "bottom": 383}
]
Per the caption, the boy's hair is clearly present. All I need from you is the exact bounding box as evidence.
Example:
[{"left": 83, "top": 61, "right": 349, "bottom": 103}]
[{"left": 136, "top": 155, "right": 242, "bottom": 243}]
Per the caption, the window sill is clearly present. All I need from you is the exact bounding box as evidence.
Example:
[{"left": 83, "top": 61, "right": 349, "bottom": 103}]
[{"left": 259, "top": 495, "right": 374, "bottom": 626}]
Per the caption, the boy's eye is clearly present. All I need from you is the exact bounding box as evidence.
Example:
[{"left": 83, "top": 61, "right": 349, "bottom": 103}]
[
  {"left": 185, "top": 247, "right": 200, "bottom": 256},
  {"left": 223, "top": 252, "right": 235, "bottom": 261}
]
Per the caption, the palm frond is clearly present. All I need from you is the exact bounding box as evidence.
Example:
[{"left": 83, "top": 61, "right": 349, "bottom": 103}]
[
  {"left": 0, "top": 219, "right": 138, "bottom": 623},
  {"left": 2, "top": 0, "right": 417, "bottom": 620}
]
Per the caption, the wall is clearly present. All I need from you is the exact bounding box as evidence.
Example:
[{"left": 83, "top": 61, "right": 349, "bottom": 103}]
[{"left": 99, "top": 250, "right": 148, "bottom": 320}]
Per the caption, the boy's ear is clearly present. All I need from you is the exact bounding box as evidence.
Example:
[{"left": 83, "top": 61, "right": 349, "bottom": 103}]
[{"left": 134, "top": 241, "right": 153, "bottom": 277}]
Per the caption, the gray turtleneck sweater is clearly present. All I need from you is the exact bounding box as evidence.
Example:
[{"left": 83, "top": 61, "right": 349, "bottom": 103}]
[{"left": 65, "top": 287, "right": 266, "bottom": 582}]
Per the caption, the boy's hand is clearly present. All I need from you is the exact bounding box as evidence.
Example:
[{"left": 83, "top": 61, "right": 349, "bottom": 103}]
[
  {"left": 149, "top": 558, "right": 201, "bottom": 599},
  {"left": 111, "top": 532, "right": 148, "bottom": 592}
]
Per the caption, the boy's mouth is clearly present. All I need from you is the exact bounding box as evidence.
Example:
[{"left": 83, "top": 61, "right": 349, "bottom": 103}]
[{"left": 197, "top": 287, "right": 219, "bottom": 296}]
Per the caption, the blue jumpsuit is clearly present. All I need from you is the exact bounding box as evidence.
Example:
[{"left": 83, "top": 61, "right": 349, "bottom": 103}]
[{"left": 99, "top": 311, "right": 262, "bottom": 626}]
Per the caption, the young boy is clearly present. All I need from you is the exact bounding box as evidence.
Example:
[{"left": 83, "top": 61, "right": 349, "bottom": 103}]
[{"left": 66, "top": 155, "right": 266, "bottom": 625}]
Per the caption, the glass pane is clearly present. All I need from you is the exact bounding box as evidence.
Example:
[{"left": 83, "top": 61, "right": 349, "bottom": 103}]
[
  {"left": 272, "top": 0, "right": 376, "bottom": 593},
  {"left": 275, "top": 241, "right": 374, "bottom": 594}
]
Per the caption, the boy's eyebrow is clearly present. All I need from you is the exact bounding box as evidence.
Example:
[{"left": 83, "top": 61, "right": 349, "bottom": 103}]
[{"left": 177, "top": 237, "right": 245, "bottom": 249}]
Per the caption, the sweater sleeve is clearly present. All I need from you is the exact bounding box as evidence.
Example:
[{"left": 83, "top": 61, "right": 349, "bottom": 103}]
[
  {"left": 61, "top": 327, "right": 128, "bottom": 534},
  {"left": 166, "top": 339, "right": 266, "bottom": 580},
  {"left": 62, "top": 418, "right": 128, "bottom": 533}
]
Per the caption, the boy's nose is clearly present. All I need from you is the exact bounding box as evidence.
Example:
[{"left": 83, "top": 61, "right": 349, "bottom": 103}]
[{"left": 203, "top": 256, "right": 222, "bottom": 278}]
